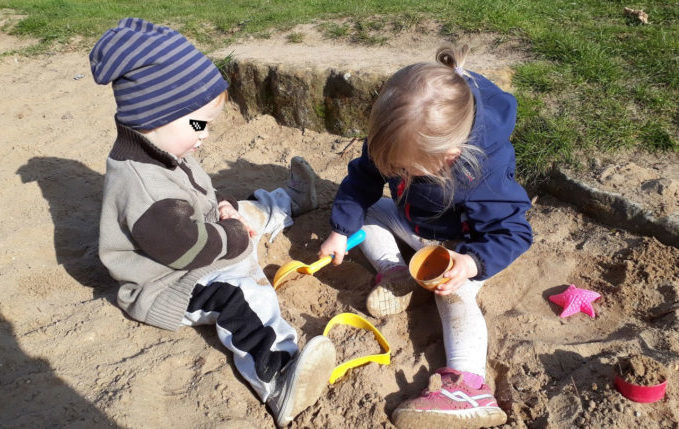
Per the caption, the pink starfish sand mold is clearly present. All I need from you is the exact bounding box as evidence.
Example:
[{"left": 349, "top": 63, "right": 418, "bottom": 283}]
[{"left": 548, "top": 284, "right": 601, "bottom": 318}]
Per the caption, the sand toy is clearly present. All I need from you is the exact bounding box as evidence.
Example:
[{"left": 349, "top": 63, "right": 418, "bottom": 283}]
[
  {"left": 408, "top": 245, "right": 454, "bottom": 290},
  {"left": 273, "top": 230, "right": 366, "bottom": 289},
  {"left": 548, "top": 284, "right": 601, "bottom": 318},
  {"left": 323, "top": 312, "right": 391, "bottom": 384}
]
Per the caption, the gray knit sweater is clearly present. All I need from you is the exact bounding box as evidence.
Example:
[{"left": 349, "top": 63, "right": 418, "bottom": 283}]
[{"left": 99, "top": 122, "right": 252, "bottom": 330}]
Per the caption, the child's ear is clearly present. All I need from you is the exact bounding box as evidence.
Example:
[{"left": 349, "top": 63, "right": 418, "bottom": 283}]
[{"left": 444, "top": 151, "right": 461, "bottom": 165}]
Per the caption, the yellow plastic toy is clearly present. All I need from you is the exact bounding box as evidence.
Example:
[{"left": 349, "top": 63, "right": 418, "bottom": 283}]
[
  {"left": 322, "top": 312, "right": 391, "bottom": 384},
  {"left": 273, "top": 230, "right": 366, "bottom": 289}
]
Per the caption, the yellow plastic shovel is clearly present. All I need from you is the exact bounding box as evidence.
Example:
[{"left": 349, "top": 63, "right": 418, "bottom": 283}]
[{"left": 273, "top": 230, "right": 366, "bottom": 289}]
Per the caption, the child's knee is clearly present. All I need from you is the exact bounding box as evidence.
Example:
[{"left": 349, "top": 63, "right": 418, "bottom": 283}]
[
  {"left": 454, "top": 279, "right": 484, "bottom": 300},
  {"left": 238, "top": 200, "right": 269, "bottom": 232}
]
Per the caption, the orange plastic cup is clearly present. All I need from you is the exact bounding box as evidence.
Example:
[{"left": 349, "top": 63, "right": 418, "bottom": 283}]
[{"left": 408, "top": 245, "right": 454, "bottom": 291}]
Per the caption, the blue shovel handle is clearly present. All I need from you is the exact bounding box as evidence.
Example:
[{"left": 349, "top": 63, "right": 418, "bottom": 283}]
[
  {"left": 344, "top": 229, "right": 366, "bottom": 252},
  {"left": 299, "top": 229, "right": 367, "bottom": 274}
]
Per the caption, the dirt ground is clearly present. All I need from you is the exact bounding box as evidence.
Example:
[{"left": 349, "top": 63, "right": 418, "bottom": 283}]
[{"left": 1, "top": 20, "right": 678, "bottom": 429}]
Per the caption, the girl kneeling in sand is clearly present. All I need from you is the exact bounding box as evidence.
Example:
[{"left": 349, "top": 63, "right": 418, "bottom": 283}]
[{"left": 320, "top": 45, "right": 533, "bottom": 428}]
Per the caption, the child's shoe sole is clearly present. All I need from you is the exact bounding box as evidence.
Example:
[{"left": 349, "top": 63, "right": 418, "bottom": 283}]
[
  {"left": 287, "top": 156, "right": 318, "bottom": 216},
  {"left": 366, "top": 283, "right": 413, "bottom": 318},
  {"left": 392, "top": 406, "right": 507, "bottom": 429},
  {"left": 275, "top": 336, "right": 336, "bottom": 427}
]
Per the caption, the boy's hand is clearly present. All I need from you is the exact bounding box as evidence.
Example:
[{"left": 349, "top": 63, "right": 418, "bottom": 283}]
[
  {"left": 435, "top": 251, "right": 478, "bottom": 295},
  {"left": 319, "top": 231, "right": 348, "bottom": 265},
  {"left": 218, "top": 200, "right": 256, "bottom": 237}
]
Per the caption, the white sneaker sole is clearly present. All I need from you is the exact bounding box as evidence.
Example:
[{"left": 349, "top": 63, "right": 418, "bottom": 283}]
[
  {"left": 366, "top": 284, "right": 413, "bottom": 318},
  {"left": 288, "top": 156, "right": 317, "bottom": 216},
  {"left": 275, "top": 336, "right": 336, "bottom": 427},
  {"left": 393, "top": 406, "right": 507, "bottom": 428}
]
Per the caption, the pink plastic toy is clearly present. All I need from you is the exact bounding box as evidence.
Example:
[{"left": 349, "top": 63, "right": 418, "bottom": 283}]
[
  {"left": 615, "top": 376, "right": 667, "bottom": 403},
  {"left": 548, "top": 284, "right": 601, "bottom": 318}
]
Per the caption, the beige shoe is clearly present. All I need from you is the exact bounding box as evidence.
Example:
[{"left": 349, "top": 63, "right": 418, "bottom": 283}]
[
  {"left": 366, "top": 266, "right": 418, "bottom": 318},
  {"left": 267, "top": 336, "right": 336, "bottom": 427},
  {"left": 285, "top": 156, "right": 318, "bottom": 216}
]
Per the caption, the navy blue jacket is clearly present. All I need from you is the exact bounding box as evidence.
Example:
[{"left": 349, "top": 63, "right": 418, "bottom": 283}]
[{"left": 330, "top": 72, "right": 532, "bottom": 280}]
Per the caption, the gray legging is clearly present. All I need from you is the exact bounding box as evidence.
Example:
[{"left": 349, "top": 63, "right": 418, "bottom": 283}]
[{"left": 361, "top": 198, "right": 488, "bottom": 378}]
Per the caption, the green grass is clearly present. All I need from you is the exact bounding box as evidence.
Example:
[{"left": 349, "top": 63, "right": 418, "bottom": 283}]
[
  {"left": 319, "top": 22, "right": 350, "bottom": 39},
  {"left": 286, "top": 32, "right": 304, "bottom": 43},
  {"left": 2, "top": 0, "right": 677, "bottom": 181}
]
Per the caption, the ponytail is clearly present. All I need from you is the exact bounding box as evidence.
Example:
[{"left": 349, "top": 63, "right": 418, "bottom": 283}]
[{"left": 436, "top": 44, "right": 472, "bottom": 80}]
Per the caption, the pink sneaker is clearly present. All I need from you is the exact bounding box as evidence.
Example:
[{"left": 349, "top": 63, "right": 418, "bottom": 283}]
[{"left": 392, "top": 368, "right": 507, "bottom": 429}]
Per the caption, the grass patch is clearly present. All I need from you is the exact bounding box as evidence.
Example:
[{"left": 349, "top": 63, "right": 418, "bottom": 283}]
[
  {"left": 350, "top": 21, "right": 388, "bottom": 46},
  {"left": 512, "top": 94, "right": 577, "bottom": 180},
  {"left": 640, "top": 121, "right": 678, "bottom": 152},
  {"left": 286, "top": 32, "right": 304, "bottom": 43},
  {"left": 2, "top": 0, "right": 677, "bottom": 181},
  {"left": 319, "top": 22, "right": 350, "bottom": 39},
  {"left": 391, "top": 12, "right": 422, "bottom": 32},
  {"left": 513, "top": 62, "right": 560, "bottom": 93},
  {"left": 213, "top": 51, "right": 235, "bottom": 75},
  {"left": 321, "top": 18, "right": 391, "bottom": 45}
]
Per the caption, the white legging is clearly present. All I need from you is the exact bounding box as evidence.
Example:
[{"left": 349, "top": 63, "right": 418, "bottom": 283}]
[{"left": 360, "top": 198, "right": 488, "bottom": 377}]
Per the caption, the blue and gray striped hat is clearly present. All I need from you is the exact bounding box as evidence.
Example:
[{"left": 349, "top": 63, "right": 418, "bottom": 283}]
[{"left": 90, "top": 18, "right": 228, "bottom": 130}]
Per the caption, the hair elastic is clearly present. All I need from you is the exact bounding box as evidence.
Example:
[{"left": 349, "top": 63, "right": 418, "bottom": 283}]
[{"left": 454, "top": 65, "right": 465, "bottom": 76}]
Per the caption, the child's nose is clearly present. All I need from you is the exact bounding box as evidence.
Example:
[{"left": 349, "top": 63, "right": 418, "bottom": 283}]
[{"left": 198, "top": 129, "right": 209, "bottom": 139}]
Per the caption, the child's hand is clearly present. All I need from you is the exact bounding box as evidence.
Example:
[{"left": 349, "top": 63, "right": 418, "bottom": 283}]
[
  {"left": 319, "top": 231, "right": 348, "bottom": 265},
  {"left": 436, "top": 251, "right": 478, "bottom": 295},
  {"left": 218, "top": 200, "right": 256, "bottom": 238}
]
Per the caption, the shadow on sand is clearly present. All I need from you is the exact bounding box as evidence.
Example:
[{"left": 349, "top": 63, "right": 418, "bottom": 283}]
[{"left": 0, "top": 313, "right": 120, "bottom": 428}]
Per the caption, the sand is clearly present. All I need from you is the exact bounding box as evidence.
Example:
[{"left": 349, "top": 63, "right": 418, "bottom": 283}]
[{"left": 1, "top": 24, "right": 678, "bottom": 429}]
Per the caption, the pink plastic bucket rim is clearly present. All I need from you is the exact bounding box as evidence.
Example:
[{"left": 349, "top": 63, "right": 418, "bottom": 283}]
[{"left": 614, "top": 375, "right": 667, "bottom": 403}]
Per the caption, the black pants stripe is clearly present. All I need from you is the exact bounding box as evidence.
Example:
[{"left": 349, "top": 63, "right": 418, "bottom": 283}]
[
  {"left": 183, "top": 274, "right": 298, "bottom": 401},
  {"left": 188, "top": 282, "right": 291, "bottom": 382}
]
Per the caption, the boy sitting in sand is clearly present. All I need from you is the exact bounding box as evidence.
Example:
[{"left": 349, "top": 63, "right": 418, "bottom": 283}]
[{"left": 90, "top": 17, "right": 335, "bottom": 427}]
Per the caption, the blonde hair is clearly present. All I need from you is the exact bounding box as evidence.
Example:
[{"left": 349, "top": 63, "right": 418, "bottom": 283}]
[{"left": 367, "top": 45, "right": 483, "bottom": 207}]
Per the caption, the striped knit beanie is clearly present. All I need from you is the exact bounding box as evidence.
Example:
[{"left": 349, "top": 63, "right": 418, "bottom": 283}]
[{"left": 89, "top": 18, "right": 228, "bottom": 130}]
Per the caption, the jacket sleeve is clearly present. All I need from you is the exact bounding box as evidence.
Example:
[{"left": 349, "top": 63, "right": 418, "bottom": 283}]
[
  {"left": 455, "top": 166, "right": 533, "bottom": 280},
  {"left": 117, "top": 169, "right": 249, "bottom": 271},
  {"left": 215, "top": 191, "right": 239, "bottom": 210},
  {"left": 130, "top": 199, "right": 249, "bottom": 270},
  {"left": 331, "top": 141, "right": 386, "bottom": 236}
]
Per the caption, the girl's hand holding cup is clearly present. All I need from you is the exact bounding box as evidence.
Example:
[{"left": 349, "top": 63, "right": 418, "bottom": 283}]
[
  {"left": 409, "top": 245, "right": 478, "bottom": 296},
  {"left": 437, "top": 252, "right": 478, "bottom": 295}
]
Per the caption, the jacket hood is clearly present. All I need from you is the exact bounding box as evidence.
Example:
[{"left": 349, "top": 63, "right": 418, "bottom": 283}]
[{"left": 465, "top": 71, "right": 518, "bottom": 157}]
